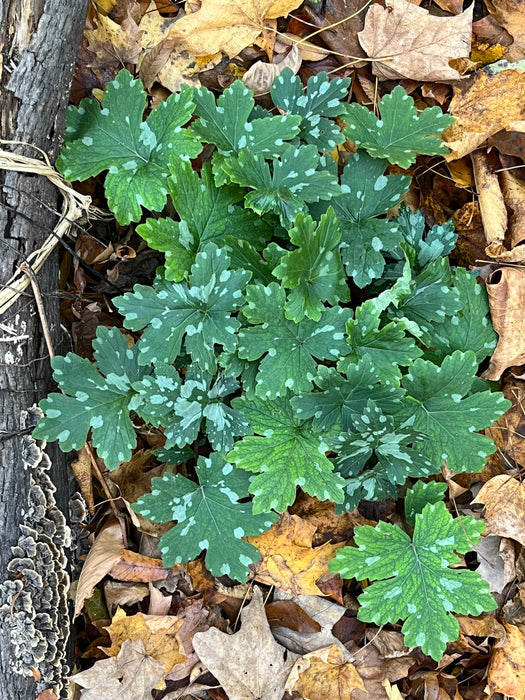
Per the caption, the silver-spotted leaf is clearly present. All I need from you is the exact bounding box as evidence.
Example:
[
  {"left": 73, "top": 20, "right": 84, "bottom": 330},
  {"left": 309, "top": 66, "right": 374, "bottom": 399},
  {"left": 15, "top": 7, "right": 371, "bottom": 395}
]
[
  {"left": 343, "top": 86, "right": 454, "bottom": 167},
  {"left": 237, "top": 282, "right": 350, "bottom": 398},
  {"left": 227, "top": 396, "right": 345, "bottom": 513},
  {"left": 133, "top": 453, "right": 278, "bottom": 580},
  {"left": 56, "top": 69, "right": 201, "bottom": 224},
  {"left": 400, "top": 351, "right": 511, "bottom": 473},
  {"left": 33, "top": 327, "right": 147, "bottom": 469},
  {"left": 272, "top": 207, "right": 349, "bottom": 322},
  {"left": 329, "top": 500, "right": 495, "bottom": 661},
  {"left": 114, "top": 243, "right": 250, "bottom": 372},
  {"left": 271, "top": 68, "right": 350, "bottom": 150}
]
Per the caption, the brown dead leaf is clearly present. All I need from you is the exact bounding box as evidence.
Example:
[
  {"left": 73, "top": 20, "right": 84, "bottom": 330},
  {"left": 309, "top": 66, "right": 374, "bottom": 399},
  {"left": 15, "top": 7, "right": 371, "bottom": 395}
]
[
  {"left": 75, "top": 518, "right": 125, "bottom": 618},
  {"left": 357, "top": 0, "right": 472, "bottom": 82},
  {"left": 347, "top": 630, "right": 415, "bottom": 700},
  {"left": 71, "top": 638, "right": 165, "bottom": 699},
  {"left": 85, "top": 9, "right": 142, "bottom": 69},
  {"left": 242, "top": 44, "right": 301, "bottom": 95},
  {"left": 452, "top": 202, "right": 487, "bottom": 268},
  {"left": 487, "top": 621, "right": 525, "bottom": 699},
  {"left": 457, "top": 612, "right": 506, "bottom": 643},
  {"left": 486, "top": 379, "right": 525, "bottom": 468},
  {"left": 502, "top": 170, "right": 525, "bottom": 248},
  {"left": 103, "top": 580, "right": 150, "bottom": 615},
  {"left": 170, "top": 0, "right": 303, "bottom": 58},
  {"left": 285, "top": 645, "right": 365, "bottom": 699},
  {"left": 482, "top": 266, "right": 525, "bottom": 380},
  {"left": 192, "top": 587, "right": 296, "bottom": 700},
  {"left": 105, "top": 606, "right": 186, "bottom": 674},
  {"left": 71, "top": 444, "right": 95, "bottom": 515},
  {"left": 109, "top": 549, "right": 181, "bottom": 583},
  {"left": 486, "top": 0, "right": 525, "bottom": 61},
  {"left": 473, "top": 474, "right": 525, "bottom": 545},
  {"left": 475, "top": 535, "right": 517, "bottom": 596},
  {"left": 290, "top": 493, "right": 366, "bottom": 547},
  {"left": 245, "top": 511, "right": 344, "bottom": 597},
  {"left": 443, "top": 70, "right": 525, "bottom": 161},
  {"left": 471, "top": 150, "right": 507, "bottom": 248},
  {"left": 301, "top": 1, "right": 367, "bottom": 67},
  {"left": 265, "top": 600, "right": 322, "bottom": 634}
]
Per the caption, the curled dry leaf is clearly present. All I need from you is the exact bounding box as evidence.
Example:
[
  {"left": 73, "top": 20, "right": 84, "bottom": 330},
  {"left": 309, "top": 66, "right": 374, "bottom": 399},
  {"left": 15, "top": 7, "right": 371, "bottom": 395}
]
[
  {"left": 357, "top": 0, "right": 472, "bottom": 82},
  {"left": 443, "top": 69, "right": 525, "bottom": 160},
  {"left": 75, "top": 518, "right": 125, "bottom": 618},
  {"left": 487, "top": 620, "right": 525, "bottom": 699},
  {"left": 245, "top": 511, "right": 344, "bottom": 597},
  {"left": 472, "top": 474, "right": 525, "bottom": 545},
  {"left": 70, "top": 444, "right": 95, "bottom": 515},
  {"left": 474, "top": 535, "right": 517, "bottom": 595},
  {"left": 471, "top": 150, "right": 508, "bottom": 253},
  {"left": 486, "top": 379, "right": 525, "bottom": 469},
  {"left": 171, "top": 0, "right": 304, "bottom": 58},
  {"left": 103, "top": 580, "right": 150, "bottom": 616},
  {"left": 482, "top": 266, "right": 525, "bottom": 380},
  {"left": 284, "top": 644, "right": 365, "bottom": 700},
  {"left": 242, "top": 44, "right": 301, "bottom": 95}
]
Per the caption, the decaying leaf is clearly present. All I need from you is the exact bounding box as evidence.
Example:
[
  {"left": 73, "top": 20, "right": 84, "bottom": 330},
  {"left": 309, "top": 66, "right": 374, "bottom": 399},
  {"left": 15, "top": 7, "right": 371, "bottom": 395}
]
[
  {"left": 105, "top": 607, "right": 186, "bottom": 675},
  {"left": 358, "top": 0, "right": 472, "bottom": 81},
  {"left": 192, "top": 587, "right": 296, "bottom": 700},
  {"left": 486, "top": 379, "right": 525, "bottom": 469},
  {"left": 284, "top": 644, "right": 365, "bottom": 699},
  {"left": 473, "top": 474, "right": 525, "bottom": 546},
  {"left": 171, "top": 0, "right": 304, "bottom": 58},
  {"left": 85, "top": 8, "right": 142, "bottom": 69},
  {"left": 443, "top": 69, "right": 525, "bottom": 160},
  {"left": 75, "top": 519, "right": 125, "bottom": 618},
  {"left": 482, "top": 266, "right": 525, "bottom": 380},
  {"left": 487, "top": 621, "right": 525, "bottom": 699},
  {"left": 485, "top": 0, "right": 525, "bottom": 61},
  {"left": 71, "top": 638, "right": 165, "bottom": 699},
  {"left": 245, "top": 511, "right": 344, "bottom": 597}
]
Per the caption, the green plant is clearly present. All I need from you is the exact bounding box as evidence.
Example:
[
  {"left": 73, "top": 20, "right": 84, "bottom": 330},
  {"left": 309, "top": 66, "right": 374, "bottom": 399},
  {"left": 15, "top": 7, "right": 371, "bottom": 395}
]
[{"left": 35, "top": 68, "right": 510, "bottom": 658}]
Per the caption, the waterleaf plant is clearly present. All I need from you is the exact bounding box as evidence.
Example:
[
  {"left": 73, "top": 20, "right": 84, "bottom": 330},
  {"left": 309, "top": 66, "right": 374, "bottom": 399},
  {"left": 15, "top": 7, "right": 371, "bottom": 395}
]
[{"left": 35, "top": 69, "right": 510, "bottom": 659}]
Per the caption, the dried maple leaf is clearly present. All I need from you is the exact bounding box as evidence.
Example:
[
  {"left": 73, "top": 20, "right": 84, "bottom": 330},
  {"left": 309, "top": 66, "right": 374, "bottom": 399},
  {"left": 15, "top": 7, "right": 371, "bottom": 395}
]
[
  {"left": 85, "top": 9, "right": 142, "bottom": 69},
  {"left": 357, "top": 0, "right": 473, "bottom": 81},
  {"left": 171, "top": 0, "right": 304, "bottom": 58},
  {"left": 443, "top": 70, "right": 525, "bottom": 161},
  {"left": 192, "top": 587, "right": 295, "bottom": 700},
  {"left": 105, "top": 607, "right": 186, "bottom": 674},
  {"left": 244, "top": 511, "right": 344, "bottom": 597},
  {"left": 285, "top": 645, "right": 365, "bottom": 699},
  {"left": 71, "top": 638, "right": 165, "bottom": 700}
]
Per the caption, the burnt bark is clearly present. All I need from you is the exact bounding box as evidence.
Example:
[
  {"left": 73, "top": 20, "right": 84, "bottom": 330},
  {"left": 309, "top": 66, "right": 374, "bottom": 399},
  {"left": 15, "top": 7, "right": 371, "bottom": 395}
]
[{"left": 0, "top": 0, "right": 88, "bottom": 696}]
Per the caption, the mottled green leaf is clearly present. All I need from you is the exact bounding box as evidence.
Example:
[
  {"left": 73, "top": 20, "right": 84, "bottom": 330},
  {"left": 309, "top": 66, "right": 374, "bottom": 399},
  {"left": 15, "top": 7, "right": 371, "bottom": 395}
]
[
  {"left": 227, "top": 396, "right": 345, "bottom": 513},
  {"left": 133, "top": 453, "right": 278, "bottom": 580},
  {"left": 343, "top": 86, "right": 454, "bottom": 167},
  {"left": 329, "top": 500, "right": 495, "bottom": 661},
  {"left": 56, "top": 69, "right": 201, "bottom": 224}
]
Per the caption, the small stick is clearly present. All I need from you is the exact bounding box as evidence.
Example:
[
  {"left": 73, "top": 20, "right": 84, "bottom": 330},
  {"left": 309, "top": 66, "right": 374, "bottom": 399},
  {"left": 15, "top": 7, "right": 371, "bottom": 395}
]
[{"left": 20, "top": 262, "right": 55, "bottom": 359}]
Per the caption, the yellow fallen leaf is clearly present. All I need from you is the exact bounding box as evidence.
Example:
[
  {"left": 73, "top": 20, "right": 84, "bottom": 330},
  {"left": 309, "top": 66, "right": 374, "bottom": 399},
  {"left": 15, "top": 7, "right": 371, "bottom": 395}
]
[
  {"left": 105, "top": 607, "right": 186, "bottom": 675},
  {"left": 284, "top": 645, "right": 365, "bottom": 700},
  {"left": 85, "top": 10, "right": 142, "bottom": 69},
  {"left": 487, "top": 621, "right": 525, "bottom": 699},
  {"left": 245, "top": 511, "right": 344, "bottom": 596},
  {"left": 171, "top": 0, "right": 303, "bottom": 58},
  {"left": 485, "top": 0, "right": 525, "bottom": 61},
  {"left": 443, "top": 70, "right": 525, "bottom": 160}
]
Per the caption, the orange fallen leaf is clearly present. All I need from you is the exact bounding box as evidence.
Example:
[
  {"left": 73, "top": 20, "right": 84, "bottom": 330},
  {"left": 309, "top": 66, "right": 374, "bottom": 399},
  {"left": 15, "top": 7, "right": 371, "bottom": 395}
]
[
  {"left": 245, "top": 511, "right": 344, "bottom": 597},
  {"left": 357, "top": 0, "right": 472, "bottom": 82},
  {"left": 170, "top": 0, "right": 303, "bottom": 58},
  {"left": 105, "top": 607, "right": 186, "bottom": 675},
  {"left": 487, "top": 620, "right": 525, "bottom": 699},
  {"left": 75, "top": 518, "right": 125, "bottom": 618},
  {"left": 285, "top": 645, "right": 365, "bottom": 700},
  {"left": 482, "top": 266, "right": 525, "bottom": 380},
  {"left": 443, "top": 70, "right": 525, "bottom": 161},
  {"left": 472, "top": 474, "right": 525, "bottom": 545},
  {"left": 109, "top": 550, "right": 182, "bottom": 583}
]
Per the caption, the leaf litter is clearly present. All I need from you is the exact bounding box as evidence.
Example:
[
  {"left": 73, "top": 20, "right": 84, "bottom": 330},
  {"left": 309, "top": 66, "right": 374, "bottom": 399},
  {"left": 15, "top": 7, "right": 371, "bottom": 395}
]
[{"left": 29, "top": 0, "right": 525, "bottom": 697}]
